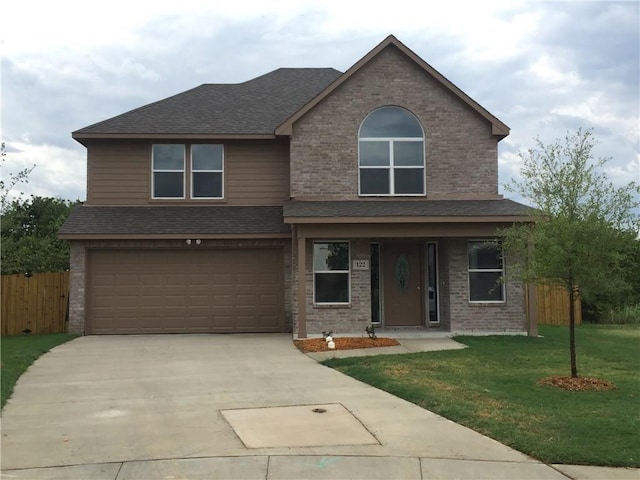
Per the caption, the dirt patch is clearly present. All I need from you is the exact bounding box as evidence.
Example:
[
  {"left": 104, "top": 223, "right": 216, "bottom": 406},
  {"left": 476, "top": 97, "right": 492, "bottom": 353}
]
[
  {"left": 537, "top": 376, "right": 616, "bottom": 391},
  {"left": 294, "top": 337, "right": 400, "bottom": 353}
]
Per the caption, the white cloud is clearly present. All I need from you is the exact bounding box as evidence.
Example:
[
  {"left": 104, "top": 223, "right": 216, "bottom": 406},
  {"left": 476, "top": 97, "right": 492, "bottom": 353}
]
[
  {"left": 1, "top": 0, "right": 638, "bottom": 204},
  {"left": 2, "top": 142, "right": 86, "bottom": 203},
  {"left": 530, "top": 54, "right": 582, "bottom": 88}
]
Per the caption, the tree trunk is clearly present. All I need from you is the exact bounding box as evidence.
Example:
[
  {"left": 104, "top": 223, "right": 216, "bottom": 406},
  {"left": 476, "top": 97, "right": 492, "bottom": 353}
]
[{"left": 569, "top": 285, "right": 578, "bottom": 378}]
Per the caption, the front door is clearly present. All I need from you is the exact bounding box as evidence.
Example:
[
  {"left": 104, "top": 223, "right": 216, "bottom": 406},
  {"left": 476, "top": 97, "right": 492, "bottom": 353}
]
[{"left": 383, "top": 242, "right": 423, "bottom": 326}]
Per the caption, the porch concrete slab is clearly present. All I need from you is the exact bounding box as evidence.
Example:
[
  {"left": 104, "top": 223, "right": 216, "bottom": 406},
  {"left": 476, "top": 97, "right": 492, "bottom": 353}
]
[
  {"left": 420, "top": 458, "right": 569, "bottom": 479},
  {"left": 551, "top": 464, "right": 640, "bottom": 479},
  {"left": 267, "top": 455, "right": 422, "bottom": 480},
  {"left": 306, "top": 337, "right": 466, "bottom": 360},
  {"left": 0, "top": 463, "right": 121, "bottom": 480},
  {"left": 221, "top": 403, "right": 379, "bottom": 448},
  {"left": 116, "top": 456, "right": 268, "bottom": 480}
]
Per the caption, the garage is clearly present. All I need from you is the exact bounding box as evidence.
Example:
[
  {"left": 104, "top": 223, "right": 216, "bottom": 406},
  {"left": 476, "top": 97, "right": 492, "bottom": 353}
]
[{"left": 87, "top": 248, "right": 285, "bottom": 334}]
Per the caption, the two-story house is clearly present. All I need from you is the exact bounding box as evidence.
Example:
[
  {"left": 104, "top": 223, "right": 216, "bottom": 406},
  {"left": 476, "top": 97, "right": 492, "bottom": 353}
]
[{"left": 60, "top": 35, "right": 536, "bottom": 337}]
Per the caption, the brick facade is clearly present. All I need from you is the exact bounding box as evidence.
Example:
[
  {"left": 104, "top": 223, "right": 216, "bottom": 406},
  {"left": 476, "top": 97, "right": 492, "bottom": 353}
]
[
  {"left": 290, "top": 237, "right": 526, "bottom": 337},
  {"left": 287, "top": 45, "right": 526, "bottom": 336},
  {"left": 290, "top": 45, "right": 500, "bottom": 201},
  {"left": 444, "top": 238, "right": 526, "bottom": 333},
  {"left": 292, "top": 239, "right": 372, "bottom": 336}
]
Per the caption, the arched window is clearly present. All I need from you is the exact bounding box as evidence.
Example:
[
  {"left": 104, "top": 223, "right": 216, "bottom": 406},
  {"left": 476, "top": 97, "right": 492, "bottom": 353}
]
[{"left": 358, "top": 106, "right": 425, "bottom": 195}]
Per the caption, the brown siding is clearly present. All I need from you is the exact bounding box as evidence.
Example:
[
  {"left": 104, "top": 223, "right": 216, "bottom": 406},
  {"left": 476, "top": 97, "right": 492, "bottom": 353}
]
[
  {"left": 86, "top": 139, "right": 289, "bottom": 206},
  {"left": 225, "top": 140, "right": 290, "bottom": 205},
  {"left": 290, "top": 45, "right": 500, "bottom": 200},
  {"left": 87, "top": 141, "right": 149, "bottom": 205}
]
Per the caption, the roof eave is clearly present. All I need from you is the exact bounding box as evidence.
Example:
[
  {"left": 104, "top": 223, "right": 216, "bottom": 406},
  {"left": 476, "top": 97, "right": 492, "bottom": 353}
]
[
  {"left": 71, "top": 132, "right": 278, "bottom": 144},
  {"left": 59, "top": 232, "right": 291, "bottom": 240},
  {"left": 283, "top": 215, "right": 533, "bottom": 224}
]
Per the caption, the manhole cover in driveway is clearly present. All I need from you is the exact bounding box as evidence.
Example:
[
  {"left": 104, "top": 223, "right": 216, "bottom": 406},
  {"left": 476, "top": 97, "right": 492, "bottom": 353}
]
[{"left": 221, "top": 403, "right": 379, "bottom": 448}]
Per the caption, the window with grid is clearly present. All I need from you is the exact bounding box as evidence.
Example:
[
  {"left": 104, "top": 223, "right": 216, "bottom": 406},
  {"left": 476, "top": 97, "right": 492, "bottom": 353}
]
[
  {"left": 468, "top": 240, "right": 505, "bottom": 302},
  {"left": 313, "top": 242, "right": 350, "bottom": 304},
  {"left": 358, "top": 106, "right": 425, "bottom": 196}
]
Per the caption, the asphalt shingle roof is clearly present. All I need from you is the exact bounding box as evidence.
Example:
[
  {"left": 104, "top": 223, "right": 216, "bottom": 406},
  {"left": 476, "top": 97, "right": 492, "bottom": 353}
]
[
  {"left": 73, "top": 68, "right": 343, "bottom": 136},
  {"left": 59, "top": 206, "right": 290, "bottom": 236},
  {"left": 282, "top": 199, "right": 534, "bottom": 218}
]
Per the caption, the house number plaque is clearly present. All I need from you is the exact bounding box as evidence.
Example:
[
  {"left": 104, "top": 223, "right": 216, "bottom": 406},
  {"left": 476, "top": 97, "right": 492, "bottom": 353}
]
[{"left": 353, "top": 259, "right": 369, "bottom": 270}]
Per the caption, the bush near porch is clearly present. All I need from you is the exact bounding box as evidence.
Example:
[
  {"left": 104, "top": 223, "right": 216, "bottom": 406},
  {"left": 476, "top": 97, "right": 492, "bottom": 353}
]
[{"left": 323, "top": 324, "right": 640, "bottom": 467}]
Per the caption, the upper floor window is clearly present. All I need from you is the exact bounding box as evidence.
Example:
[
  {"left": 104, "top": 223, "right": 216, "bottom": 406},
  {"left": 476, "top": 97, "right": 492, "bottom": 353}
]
[
  {"left": 358, "top": 106, "right": 425, "bottom": 196},
  {"left": 152, "top": 144, "right": 185, "bottom": 198},
  {"left": 152, "top": 144, "right": 224, "bottom": 199},
  {"left": 191, "top": 144, "right": 223, "bottom": 199}
]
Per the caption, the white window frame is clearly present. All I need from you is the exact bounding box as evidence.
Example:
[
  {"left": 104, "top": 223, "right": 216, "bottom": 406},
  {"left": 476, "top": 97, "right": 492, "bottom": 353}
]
[
  {"left": 358, "top": 107, "right": 426, "bottom": 197},
  {"left": 313, "top": 240, "right": 351, "bottom": 306},
  {"left": 467, "top": 239, "right": 505, "bottom": 303},
  {"left": 190, "top": 144, "right": 224, "bottom": 199},
  {"left": 152, "top": 144, "right": 186, "bottom": 199}
]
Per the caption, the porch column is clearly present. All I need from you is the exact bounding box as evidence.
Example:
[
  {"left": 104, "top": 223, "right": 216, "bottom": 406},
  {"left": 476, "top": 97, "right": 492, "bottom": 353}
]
[{"left": 297, "top": 233, "right": 307, "bottom": 338}]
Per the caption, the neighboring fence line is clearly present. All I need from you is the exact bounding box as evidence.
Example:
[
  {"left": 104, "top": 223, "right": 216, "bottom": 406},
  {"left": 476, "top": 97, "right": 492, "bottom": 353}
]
[
  {"left": 1, "top": 272, "right": 69, "bottom": 336},
  {"left": 533, "top": 283, "right": 582, "bottom": 326}
]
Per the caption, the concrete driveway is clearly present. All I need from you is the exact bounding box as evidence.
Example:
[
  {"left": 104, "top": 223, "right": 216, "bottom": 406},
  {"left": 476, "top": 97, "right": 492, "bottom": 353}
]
[{"left": 0, "top": 335, "right": 635, "bottom": 479}]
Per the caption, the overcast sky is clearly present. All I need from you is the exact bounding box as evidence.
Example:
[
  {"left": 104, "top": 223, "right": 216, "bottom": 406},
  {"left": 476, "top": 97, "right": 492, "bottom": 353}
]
[{"left": 2, "top": 0, "right": 638, "bottom": 204}]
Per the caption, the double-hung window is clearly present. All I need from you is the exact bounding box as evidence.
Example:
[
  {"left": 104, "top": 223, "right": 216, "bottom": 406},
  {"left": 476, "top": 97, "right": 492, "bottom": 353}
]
[
  {"left": 359, "top": 106, "right": 425, "bottom": 196},
  {"left": 313, "top": 242, "right": 350, "bottom": 304},
  {"left": 191, "top": 144, "right": 223, "bottom": 199},
  {"left": 152, "top": 144, "right": 224, "bottom": 199},
  {"left": 152, "top": 144, "right": 185, "bottom": 198},
  {"left": 468, "top": 240, "right": 505, "bottom": 302}
]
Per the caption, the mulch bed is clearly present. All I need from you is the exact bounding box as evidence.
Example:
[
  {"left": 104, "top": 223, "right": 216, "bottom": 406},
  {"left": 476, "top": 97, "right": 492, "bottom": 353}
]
[
  {"left": 294, "top": 337, "right": 400, "bottom": 353},
  {"left": 537, "top": 376, "right": 616, "bottom": 391}
]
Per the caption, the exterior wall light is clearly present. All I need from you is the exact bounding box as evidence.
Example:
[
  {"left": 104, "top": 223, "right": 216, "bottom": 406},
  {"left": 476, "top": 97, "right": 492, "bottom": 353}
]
[{"left": 186, "top": 239, "right": 192, "bottom": 245}]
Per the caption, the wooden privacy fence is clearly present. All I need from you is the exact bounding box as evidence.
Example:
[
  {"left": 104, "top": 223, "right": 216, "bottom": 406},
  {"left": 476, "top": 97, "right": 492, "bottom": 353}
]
[
  {"left": 531, "top": 283, "right": 582, "bottom": 326},
  {"left": 1, "top": 272, "right": 69, "bottom": 336}
]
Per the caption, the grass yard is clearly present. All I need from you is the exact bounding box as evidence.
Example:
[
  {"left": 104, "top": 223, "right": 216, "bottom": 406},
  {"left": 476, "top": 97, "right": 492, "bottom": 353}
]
[
  {"left": 1, "top": 333, "right": 78, "bottom": 410},
  {"left": 323, "top": 325, "right": 640, "bottom": 467}
]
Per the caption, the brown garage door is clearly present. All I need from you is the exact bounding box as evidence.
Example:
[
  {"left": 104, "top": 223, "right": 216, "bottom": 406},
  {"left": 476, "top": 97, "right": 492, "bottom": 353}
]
[{"left": 88, "top": 249, "right": 285, "bottom": 334}]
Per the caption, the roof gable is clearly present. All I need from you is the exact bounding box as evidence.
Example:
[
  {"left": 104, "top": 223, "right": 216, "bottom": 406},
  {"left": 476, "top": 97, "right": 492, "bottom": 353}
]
[{"left": 275, "top": 35, "right": 509, "bottom": 138}]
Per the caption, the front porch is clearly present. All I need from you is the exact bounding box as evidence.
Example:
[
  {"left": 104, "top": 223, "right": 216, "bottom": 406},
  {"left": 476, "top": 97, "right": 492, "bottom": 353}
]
[
  {"left": 291, "top": 235, "right": 531, "bottom": 338},
  {"left": 284, "top": 199, "right": 536, "bottom": 339}
]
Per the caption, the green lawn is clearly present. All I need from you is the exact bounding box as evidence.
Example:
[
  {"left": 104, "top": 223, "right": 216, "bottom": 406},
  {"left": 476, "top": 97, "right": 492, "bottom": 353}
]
[
  {"left": 1, "top": 333, "right": 78, "bottom": 410},
  {"left": 323, "top": 325, "right": 640, "bottom": 467}
]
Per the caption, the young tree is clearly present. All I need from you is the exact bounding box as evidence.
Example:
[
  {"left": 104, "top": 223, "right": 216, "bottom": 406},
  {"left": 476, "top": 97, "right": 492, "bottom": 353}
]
[
  {"left": 1, "top": 196, "right": 81, "bottom": 274},
  {"left": 501, "top": 128, "right": 640, "bottom": 378}
]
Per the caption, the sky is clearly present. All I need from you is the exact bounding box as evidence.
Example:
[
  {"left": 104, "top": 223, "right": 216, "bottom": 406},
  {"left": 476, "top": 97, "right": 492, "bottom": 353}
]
[{"left": 1, "top": 0, "right": 639, "bottom": 205}]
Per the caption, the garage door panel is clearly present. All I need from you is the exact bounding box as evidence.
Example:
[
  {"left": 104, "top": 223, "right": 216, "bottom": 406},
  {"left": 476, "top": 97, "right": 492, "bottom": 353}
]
[{"left": 88, "top": 248, "right": 285, "bottom": 334}]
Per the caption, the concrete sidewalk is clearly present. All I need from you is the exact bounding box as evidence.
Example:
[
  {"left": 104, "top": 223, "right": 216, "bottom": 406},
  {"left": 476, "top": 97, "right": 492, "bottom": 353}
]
[
  {"left": 1, "top": 334, "right": 637, "bottom": 480},
  {"left": 3, "top": 456, "right": 638, "bottom": 479}
]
